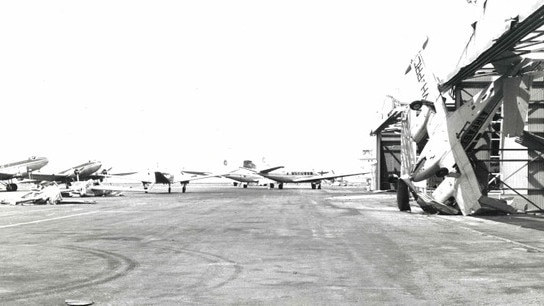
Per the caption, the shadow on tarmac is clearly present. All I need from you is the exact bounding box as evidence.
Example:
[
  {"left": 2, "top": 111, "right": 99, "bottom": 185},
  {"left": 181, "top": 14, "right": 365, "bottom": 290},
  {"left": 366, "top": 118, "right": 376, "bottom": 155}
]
[{"left": 478, "top": 213, "right": 544, "bottom": 232}]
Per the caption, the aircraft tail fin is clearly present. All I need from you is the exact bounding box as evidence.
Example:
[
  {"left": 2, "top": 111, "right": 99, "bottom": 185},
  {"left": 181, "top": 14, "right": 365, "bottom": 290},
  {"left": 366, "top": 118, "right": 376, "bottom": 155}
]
[
  {"left": 405, "top": 37, "right": 449, "bottom": 112},
  {"left": 243, "top": 160, "right": 257, "bottom": 169},
  {"left": 154, "top": 172, "right": 173, "bottom": 184}
]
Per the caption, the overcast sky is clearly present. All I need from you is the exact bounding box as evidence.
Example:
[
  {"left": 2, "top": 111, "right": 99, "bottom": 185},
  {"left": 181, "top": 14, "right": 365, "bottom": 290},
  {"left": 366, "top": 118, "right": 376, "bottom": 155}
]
[{"left": 0, "top": 1, "right": 476, "bottom": 172}]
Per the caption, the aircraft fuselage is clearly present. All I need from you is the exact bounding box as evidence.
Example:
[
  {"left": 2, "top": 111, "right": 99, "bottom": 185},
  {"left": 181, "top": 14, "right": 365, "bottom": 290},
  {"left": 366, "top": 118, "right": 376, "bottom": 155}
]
[
  {"left": 260, "top": 171, "right": 319, "bottom": 184},
  {"left": 224, "top": 173, "right": 260, "bottom": 184},
  {"left": 0, "top": 156, "right": 49, "bottom": 180},
  {"left": 59, "top": 161, "right": 102, "bottom": 180}
]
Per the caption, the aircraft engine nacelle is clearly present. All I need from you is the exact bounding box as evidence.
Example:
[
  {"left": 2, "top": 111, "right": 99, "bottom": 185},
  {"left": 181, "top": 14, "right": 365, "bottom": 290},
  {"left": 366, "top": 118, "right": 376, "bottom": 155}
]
[
  {"left": 409, "top": 108, "right": 431, "bottom": 143},
  {"left": 411, "top": 156, "right": 448, "bottom": 183},
  {"left": 408, "top": 100, "right": 437, "bottom": 143}
]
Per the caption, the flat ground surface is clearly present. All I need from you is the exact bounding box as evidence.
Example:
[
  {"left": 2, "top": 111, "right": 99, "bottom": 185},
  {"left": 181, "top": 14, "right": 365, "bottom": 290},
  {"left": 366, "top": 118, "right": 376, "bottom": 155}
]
[{"left": 1, "top": 184, "right": 544, "bottom": 305}]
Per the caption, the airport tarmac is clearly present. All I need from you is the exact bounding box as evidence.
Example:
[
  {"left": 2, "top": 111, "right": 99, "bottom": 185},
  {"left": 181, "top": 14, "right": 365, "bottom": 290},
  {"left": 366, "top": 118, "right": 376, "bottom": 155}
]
[{"left": 1, "top": 184, "right": 544, "bottom": 305}]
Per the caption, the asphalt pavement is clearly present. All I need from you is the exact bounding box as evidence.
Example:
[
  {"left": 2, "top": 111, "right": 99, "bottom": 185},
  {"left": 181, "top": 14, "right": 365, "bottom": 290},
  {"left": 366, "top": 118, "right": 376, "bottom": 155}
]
[{"left": 0, "top": 184, "right": 544, "bottom": 305}]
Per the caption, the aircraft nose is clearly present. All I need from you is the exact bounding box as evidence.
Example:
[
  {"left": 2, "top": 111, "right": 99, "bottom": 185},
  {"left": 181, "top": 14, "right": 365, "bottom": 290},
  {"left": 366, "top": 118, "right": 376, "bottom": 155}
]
[{"left": 40, "top": 157, "right": 49, "bottom": 167}]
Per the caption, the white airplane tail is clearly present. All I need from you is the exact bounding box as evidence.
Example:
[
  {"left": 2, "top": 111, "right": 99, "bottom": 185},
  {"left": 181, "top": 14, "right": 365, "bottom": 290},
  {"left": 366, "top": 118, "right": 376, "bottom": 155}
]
[{"left": 242, "top": 160, "right": 257, "bottom": 169}]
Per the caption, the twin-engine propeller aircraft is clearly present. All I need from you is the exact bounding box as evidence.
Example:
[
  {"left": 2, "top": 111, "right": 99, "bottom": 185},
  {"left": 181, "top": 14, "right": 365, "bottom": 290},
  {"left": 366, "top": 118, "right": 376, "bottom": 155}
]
[
  {"left": 255, "top": 168, "right": 368, "bottom": 190},
  {"left": 141, "top": 171, "right": 225, "bottom": 193},
  {"left": 28, "top": 160, "right": 134, "bottom": 186},
  {"left": 180, "top": 160, "right": 283, "bottom": 189},
  {"left": 221, "top": 160, "right": 283, "bottom": 188},
  {"left": 0, "top": 156, "right": 49, "bottom": 191}
]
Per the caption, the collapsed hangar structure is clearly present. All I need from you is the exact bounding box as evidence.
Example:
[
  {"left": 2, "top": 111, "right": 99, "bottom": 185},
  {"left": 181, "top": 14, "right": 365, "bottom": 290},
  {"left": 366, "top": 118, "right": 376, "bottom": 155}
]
[{"left": 372, "top": 1, "right": 544, "bottom": 215}]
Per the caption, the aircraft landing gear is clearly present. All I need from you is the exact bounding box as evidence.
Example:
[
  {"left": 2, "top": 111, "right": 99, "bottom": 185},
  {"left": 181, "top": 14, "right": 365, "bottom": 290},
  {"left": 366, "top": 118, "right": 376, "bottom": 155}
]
[
  {"left": 182, "top": 184, "right": 187, "bottom": 193},
  {"left": 6, "top": 183, "right": 17, "bottom": 191},
  {"left": 278, "top": 183, "right": 284, "bottom": 190},
  {"left": 311, "top": 183, "right": 316, "bottom": 189},
  {"left": 168, "top": 184, "right": 171, "bottom": 194},
  {"left": 396, "top": 179, "right": 411, "bottom": 212},
  {"left": 269, "top": 183, "right": 275, "bottom": 189},
  {"left": 243, "top": 184, "right": 248, "bottom": 188},
  {"left": 233, "top": 182, "right": 238, "bottom": 187}
]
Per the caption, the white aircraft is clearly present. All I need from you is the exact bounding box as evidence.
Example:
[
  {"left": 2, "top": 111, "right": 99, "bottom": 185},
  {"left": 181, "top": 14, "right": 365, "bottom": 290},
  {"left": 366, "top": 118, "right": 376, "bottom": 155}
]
[
  {"left": 0, "top": 156, "right": 49, "bottom": 191},
  {"left": 397, "top": 34, "right": 540, "bottom": 215},
  {"left": 141, "top": 170, "right": 225, "bottom": 193},
  {"left": 255, "top": 168, "right": 368, "bottom": 190},
  {"left": 28, "top": 160, "right": 134, "bottom": 186},
  {"left": 221, "top": 160, "right": 283, "bottom": 188}
]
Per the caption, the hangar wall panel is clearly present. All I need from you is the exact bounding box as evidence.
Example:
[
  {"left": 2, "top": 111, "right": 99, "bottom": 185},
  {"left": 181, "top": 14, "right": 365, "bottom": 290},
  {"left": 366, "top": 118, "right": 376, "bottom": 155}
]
[
  {"left": 501, "top": 137, "right": 528, "bottom": 194},
  {"left": 527, "top": 97, "right": 544, "bottom": 208}
]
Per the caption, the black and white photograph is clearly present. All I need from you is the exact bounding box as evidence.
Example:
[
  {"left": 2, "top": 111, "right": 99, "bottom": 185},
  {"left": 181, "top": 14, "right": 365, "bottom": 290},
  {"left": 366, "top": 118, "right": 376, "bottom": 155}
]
[{"left": 2, "top": 0, "right": 544, "bottom": 304}]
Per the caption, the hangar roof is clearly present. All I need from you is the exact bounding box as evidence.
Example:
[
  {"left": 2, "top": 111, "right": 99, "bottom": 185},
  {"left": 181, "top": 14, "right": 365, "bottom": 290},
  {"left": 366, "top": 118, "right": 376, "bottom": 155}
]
[{"left": 440, "top": 1, "right": 544, "bottom": 91}]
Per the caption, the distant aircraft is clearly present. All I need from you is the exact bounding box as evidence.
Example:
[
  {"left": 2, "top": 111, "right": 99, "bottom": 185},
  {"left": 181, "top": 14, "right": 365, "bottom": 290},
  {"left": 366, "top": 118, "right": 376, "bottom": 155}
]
[
  {"left": 256, "top": 168, "right": 368, "bottom": 190},
  {"left": 28, "top": 160, "right": 133, "bottom": 186},
  {"left": 142, "top": 171, "right": 224, "bottom": 193},
  {"left": 0, "top": 156, "right": 49, "bottom": 191},
  {"left": 221, "top": 160, "right": 283, "bottom": 188}
]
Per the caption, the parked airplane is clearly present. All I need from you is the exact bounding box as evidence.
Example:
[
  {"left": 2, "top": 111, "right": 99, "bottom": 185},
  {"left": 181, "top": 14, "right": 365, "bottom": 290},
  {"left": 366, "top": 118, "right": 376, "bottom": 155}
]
[
  {"left": 0, "top": 156, "right": 49, "bottom": 191},
  {"left": 28, "top": 160, "right": 133, "bottom": 186},
  {"left": 221, "top": 160, "right": 283, "bottom": 188},
  {"left": 180, "top": 160, "right": 283, "bottom": 189},
  {"left": 142, "top": 171, "right": 225, "bottom": 193},
  {"left": 256, "top": 168, "right": 367, "bottom": 190}
]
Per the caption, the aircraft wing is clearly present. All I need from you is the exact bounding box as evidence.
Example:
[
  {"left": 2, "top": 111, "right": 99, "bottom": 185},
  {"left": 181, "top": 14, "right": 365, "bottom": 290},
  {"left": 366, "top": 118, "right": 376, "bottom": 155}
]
[
  {"left": 87, "top": 171, "right": 138, "bottom": 180},
  {"left": 292, "top": 172, "right": 368, "bottom": 183},
  {"left": 151, "top": 171, "right": 228, "bottom": 184},
  {"left": 88, "top": 184, "right": 148, "bottom": 193},
  {"left": 181, "top": 170, "right": 213, "bottom": 176},
  {"left": 258, "top": 166, "right": 284, "bottom": 174},
  {"left": 0, "top": 172, "right": 18, "bottom": 180},
  {"left": 0, "top": 168, "right": 37, "bottom": 180},
  {"left": 27, "top": 173, "right": 70, "bottom": 182},
  {"left": 175, "top": 172, "right": 228, "bottom": 183}
]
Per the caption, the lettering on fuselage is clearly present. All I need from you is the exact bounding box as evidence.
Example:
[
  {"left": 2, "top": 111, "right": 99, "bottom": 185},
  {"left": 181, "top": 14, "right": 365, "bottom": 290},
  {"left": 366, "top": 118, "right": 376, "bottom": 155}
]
[
  {"left": 412, "top": 53, "right": 429, "bottom": 100},
  {"left": 287, "top": 172, "right": 314, "bottom": 176}
]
